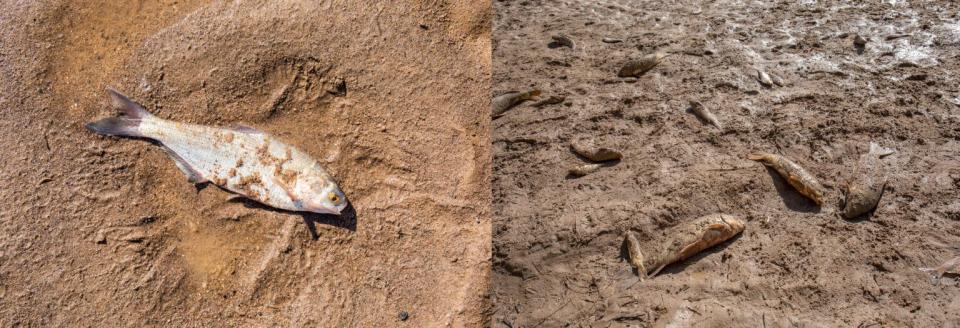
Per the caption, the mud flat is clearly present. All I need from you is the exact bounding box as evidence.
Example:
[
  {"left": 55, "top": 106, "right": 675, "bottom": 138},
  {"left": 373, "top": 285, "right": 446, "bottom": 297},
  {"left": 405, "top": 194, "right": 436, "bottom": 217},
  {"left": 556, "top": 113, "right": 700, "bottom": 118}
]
[
  {"left": 0, "top": 1, "right": 490, "bottom": 326},
  {"left": 492, "top": 0, "right": 960, "bottom": 326}
]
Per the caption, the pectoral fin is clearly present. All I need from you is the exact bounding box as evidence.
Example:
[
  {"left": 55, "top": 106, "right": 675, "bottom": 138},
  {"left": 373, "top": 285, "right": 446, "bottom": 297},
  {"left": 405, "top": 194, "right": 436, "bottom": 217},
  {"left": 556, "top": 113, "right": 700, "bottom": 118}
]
[{"left": 160, "top": 147, "right": 207, "bottom": 184}]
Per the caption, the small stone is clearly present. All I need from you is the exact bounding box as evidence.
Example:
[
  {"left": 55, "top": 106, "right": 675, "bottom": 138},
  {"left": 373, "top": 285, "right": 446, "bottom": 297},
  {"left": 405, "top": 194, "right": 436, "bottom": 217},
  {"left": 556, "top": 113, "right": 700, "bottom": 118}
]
[{"left": 398, "top": 311, "right": 410, "bottom": 321}]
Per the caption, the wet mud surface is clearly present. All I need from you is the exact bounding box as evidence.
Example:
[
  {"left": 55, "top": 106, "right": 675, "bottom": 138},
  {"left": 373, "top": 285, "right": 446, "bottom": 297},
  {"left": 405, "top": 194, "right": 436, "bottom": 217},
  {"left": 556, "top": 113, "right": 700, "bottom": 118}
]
[
  {"left": 0, "top": 1, "right": 490, "bottom": 326},
  {"left": 492, "top": 1, "right": 960, "bottom": 326}
]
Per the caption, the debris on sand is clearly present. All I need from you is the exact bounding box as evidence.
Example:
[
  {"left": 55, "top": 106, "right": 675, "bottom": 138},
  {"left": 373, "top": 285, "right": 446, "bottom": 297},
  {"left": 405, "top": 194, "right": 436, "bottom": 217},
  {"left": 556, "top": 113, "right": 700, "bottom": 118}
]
[
  {"left": 570, "top": 138, "right": 623, "bottom": 162},
  {"left": 756, "top": 69, "right": 774, "bottom": 87},
  {"left": 687, "top": 100, "right": 722, "bottom": 129},
  {"left": 920, "top": 255, "right": 960, "bottom": 285},
  {"left": 568, "top": 163, "right": 602, "bottom": 177},
  {"left": 748, "top": 152, "right": 826, "bottom": 205},
  {"left": 550, "top": 34, "right": 575, "bottom": 49},
  {"left": 624, "top": 214, "right": 745, "bottom": 279},
  {"left": 492, "top": 89, "right": 541, "bottom": 117},
  {"left": 617, "top": 52, "right": 668, "bottom": 78},
  {"left": 841, "top": 143, "right": 889, "bottom": 219}
]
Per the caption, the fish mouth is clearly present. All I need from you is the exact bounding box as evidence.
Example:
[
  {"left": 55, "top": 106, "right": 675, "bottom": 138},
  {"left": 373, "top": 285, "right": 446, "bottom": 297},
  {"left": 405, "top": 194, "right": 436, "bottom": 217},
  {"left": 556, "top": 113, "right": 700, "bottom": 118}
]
[{"left": 301, "top": 199, "right": 343, "bottom": 215}]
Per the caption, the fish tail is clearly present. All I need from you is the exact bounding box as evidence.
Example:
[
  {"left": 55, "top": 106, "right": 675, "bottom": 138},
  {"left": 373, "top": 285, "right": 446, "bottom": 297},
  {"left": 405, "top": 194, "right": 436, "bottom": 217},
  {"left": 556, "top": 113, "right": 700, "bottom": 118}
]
[
  {"left": 106, "top": 87, "right": 154, "bottom": 120},
  {"left": 85, "top": 117, "right": 143, "bottom": 137},
  {"left": 86, "top": 87, "right": 156, "bottom": 138}
]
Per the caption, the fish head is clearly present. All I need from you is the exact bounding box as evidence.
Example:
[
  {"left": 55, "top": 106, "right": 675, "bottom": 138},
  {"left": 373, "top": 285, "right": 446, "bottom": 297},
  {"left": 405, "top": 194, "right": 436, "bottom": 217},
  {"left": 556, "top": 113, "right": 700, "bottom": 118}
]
[{"left": 297, "top": 176, "right": 349, "bottom": 215}]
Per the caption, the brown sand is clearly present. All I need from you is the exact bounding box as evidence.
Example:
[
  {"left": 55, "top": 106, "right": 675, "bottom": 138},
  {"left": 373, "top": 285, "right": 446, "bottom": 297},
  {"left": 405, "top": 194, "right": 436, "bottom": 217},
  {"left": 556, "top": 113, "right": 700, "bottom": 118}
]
[
  {"left": 492, "top": 0, "right": 960, "bottom": 327},
  {"left": 0, "top": 0, "right": 490, "bottom": 326}
]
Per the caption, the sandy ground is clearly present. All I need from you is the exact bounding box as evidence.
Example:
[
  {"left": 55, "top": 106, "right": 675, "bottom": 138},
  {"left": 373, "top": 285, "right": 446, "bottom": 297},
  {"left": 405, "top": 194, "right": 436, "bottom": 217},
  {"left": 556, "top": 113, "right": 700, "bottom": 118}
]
[
  {"left": 0, "top": 0, "right": 490, "bottom": 326},
  {"left": 491, "top": 1, "right": 960, "bottom": 327}
]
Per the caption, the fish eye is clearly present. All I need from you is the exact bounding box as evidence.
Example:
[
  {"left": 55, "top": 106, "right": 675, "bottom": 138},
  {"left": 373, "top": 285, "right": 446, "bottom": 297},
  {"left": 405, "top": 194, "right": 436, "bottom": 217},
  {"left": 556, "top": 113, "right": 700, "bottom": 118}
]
[{"left": 327, "top": 192, "right": 340, "bottom": 204}]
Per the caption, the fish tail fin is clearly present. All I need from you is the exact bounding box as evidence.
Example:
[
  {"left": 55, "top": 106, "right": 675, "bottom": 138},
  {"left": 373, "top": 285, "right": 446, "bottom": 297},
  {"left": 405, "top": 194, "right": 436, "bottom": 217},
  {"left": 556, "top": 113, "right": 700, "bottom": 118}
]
[
  {"left": 85, "top": 117, "right": 143, "bottom": 137},
  {"left": 747, "top": 153, "right": 768, "bottom": 161},
  {"left": 106, "top": 87, "right": 154, "bottom": 120}
]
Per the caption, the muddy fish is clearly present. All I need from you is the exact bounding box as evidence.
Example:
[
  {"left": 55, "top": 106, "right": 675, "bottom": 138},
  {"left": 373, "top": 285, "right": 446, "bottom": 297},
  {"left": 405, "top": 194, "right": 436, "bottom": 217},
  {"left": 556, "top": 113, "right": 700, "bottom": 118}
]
[
  {"left": 86, "top": 88, "right": 348, "bottom": 215},
  {"left": 570, "top": 138, "right": 622, "bottom": 162},
  {"left": 920, "top": 255, "right": 960, "bottom": 285},
  {"left": 618, "top": 52, "right": 668, "bottom": 78},
  {"left": 756, "top": 69, "right": 774, "bottom": 87},
  {"left": 841, "top": 143, "right": 889, "bottom": 219},
  {"left": 748, "top": 152, "right": 826, "bottom": 205},
  {"left": 568, "top": 163, "right": 601, "bottom": 177},
  {"left": 624, "top": 214, "right": 745, "bottom": 279},
  {"left": 688, "top": 101, "right": 721, "bottom": 129},
  {"left": 492, "top": 89, "right": 541, "bottom": 117}
]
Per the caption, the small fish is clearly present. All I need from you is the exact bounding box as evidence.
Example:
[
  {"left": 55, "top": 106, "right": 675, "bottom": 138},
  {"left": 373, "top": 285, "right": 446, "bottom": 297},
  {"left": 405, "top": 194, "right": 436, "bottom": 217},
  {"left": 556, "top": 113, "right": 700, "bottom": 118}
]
[
  {"left": 86, "top": 88, "right": 349, "bottom": 215},
  {"left": 688, "top": 101, "right": 721, "bottom": 129},
  {"left": 748, "top": 152, "right": 826, "bottom": 205},
  {"left": 618, "top": 52, "right": 668, "bottom": 78},
  {"left": 756, "top": 69, "right": 774, "bottom": 87},
  {"left": 568, "top": 163, "right": 601, "bottom": 177},
  {"left": 551, "top": 34, "right": 575, "bottom": 49},
  {"left": 601, "top": 37, "right": 623, "bottom": 44},
  {"left": 920, "top": 255, "right": 960, "bottom": 285},
  {"left": 492, "top": 89, "right": 541, "bottom": 117},
  {"left": 770, "top": 73, "right": 785, "bottom": 87},
  {"left": 570, "top": 138, "right": 622, "bottom": 162},
  {"left": 625, "top": 214, "right": 745, "bottom": 279},
  {"left": 842, "top": 143, "right": 889, "bottom": 219},
  {"left": 853, "top": 34, "right": 868, "bottom": 47}
]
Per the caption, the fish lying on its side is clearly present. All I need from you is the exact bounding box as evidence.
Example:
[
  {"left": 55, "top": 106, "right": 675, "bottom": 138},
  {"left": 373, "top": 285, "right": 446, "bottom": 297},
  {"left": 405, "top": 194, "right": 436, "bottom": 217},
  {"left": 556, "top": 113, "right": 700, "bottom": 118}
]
[
  {"left": 624, "top": 214, "right": 745, "bottom": 280},
  {"left": 86, "top": 88, "right": 348, "bottom": 215},
  {"left": 841, "top": 142, "right": 890, "bottom": 219},
  {"left": 748, "top": 152, "right": 826, "bottom": 205},
  {"left": 492, "top": 89, "right": 541, "bottom": 117}
]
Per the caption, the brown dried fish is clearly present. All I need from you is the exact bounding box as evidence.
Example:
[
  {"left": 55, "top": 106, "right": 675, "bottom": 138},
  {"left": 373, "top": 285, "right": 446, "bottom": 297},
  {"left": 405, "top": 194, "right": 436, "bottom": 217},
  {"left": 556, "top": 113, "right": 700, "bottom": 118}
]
[
  {"left": 748, "top": 152, "right": 826, "bottom": 205},
  {"left": 688, "top": 101, "right": 721, "bottom": 129},
  {"left": 920, "top": 255, "right": 960, "bottom": 285},
  {"left": 569, "top": 163, "right": 601, "bottom": 177},
  {"left": 624, "top": 214, "right": 745, "bottom": 279},
  {"left": 841, "top": 143, "right": 888, "bottom": 219},
  {"left": 570, "top": 138, "right": 622, "bottom": 162},
  {"left": 618, "top": 52, "right": 668, "bottom": 77},
  {"left": 492, "top": 89, "right": 541, "bottom": 117},
  {"left": 551, "top": 34, "right": 575, "bottom": 49}
]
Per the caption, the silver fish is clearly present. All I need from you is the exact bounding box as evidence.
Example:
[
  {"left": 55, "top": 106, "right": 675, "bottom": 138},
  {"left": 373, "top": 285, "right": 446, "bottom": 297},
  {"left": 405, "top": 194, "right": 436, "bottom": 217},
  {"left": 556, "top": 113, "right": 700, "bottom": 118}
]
[
  {"left": 688, "top": 100, "right": 722, "bottom": 129},
  {"left": 841, "top": 143, "right": 888, "bottom": 219},
  {"left": 85, "top": 88, "right": 348, "bottom": 215}
]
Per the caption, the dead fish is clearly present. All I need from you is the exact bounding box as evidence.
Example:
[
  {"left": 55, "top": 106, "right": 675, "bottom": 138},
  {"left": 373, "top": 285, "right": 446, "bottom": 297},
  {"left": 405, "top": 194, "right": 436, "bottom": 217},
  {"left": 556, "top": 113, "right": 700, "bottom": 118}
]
[
  {"left": 770, "top": 73, "right": 785, "bottom": 87},
  {"left": 618, "top": 52, "right": 668, "bottom": 78},
  {"left": 853, "top": 34, "right": 868, "bottom": 47},
  {"left": 756, "top": 69, "right": 774, "bottom": 87},
  {"left": 625, "top": 214, "right": 745, "bottom": 279},
  {"left": 920, "top": 255, "right": 960, "bottom": 285},
  {"left": 602, "top": 37, "right": 623, "bottom": 44},
  {"left": 748, "top": 152, "right": 826, "bottom": 205},
  {"left": 551, "top": 34, "right": 575, "bottom": 49},
  {"left": 86, "top": 88, "right": 349, "bottom": 215},
  {"left": 568, "top": 163, "right": 601, "bottom": 177},
  {"left": 688, "top": 101, "right": 721, "bottom": 129},
  {"left": 841, "top": 143, "right": 889, "bottom": 219},
  {"left": 570, "top": 139, "right": 622, "bottom": 162},
  {"left": 492, "top": 89, "right": 541, "bottom": 117}
]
